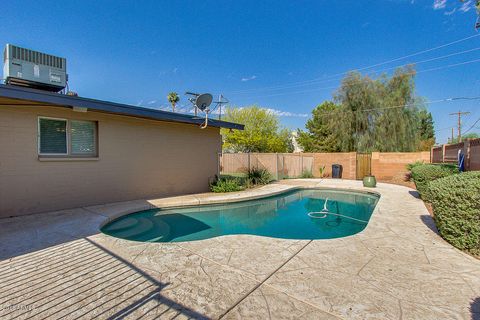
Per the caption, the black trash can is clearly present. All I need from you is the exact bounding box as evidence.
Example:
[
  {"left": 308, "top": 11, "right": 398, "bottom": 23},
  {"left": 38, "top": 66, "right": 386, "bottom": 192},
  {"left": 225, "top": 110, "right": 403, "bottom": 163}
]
[{"left": 332, "top": 164, "right": 343, "bottom": 179}]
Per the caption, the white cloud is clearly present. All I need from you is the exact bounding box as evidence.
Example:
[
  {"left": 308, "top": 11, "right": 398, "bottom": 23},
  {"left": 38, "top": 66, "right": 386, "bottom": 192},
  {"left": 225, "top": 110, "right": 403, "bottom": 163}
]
[
  {"left": 137, "top": 101, "right": 308, "bottom": 119},
  {"left": 241, "top": 75, "right": 257, "bottom": 82},
  {"left": 265, "top": 108, "right": 309, "bottom": 118},
  {"left": 444, "top": 7, "right": 456, "bottom": 15},
  {"left": 460, "top": 0, "right": 473, "bottom": 12},
  {"left": 433, "top": 0, "right": 447, "bottom": 10}
]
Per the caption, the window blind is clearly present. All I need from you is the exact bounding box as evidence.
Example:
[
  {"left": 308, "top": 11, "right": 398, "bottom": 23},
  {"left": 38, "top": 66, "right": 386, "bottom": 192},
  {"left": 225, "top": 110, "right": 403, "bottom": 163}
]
[
  {"left": 71, "top": 120, "right": 96, "bottom": 155},
  {"left": 39, "top": 118, "right": 67, "bottom": 154}
]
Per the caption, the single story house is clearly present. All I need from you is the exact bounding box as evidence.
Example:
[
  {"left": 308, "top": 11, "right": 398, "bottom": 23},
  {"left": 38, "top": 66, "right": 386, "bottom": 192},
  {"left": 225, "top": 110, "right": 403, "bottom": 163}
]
[{"left": 0, "top": 84, "right": 243, "bottom": 218}]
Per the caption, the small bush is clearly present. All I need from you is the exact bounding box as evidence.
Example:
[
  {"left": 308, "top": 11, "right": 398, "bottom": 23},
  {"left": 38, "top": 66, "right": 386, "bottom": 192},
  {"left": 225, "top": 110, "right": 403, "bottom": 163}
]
[
  {"left": 411, "top": 164, "right": 458, "bottom": 197},
  {"left": 246, "top": 167, "right": 272, "bottom": 186},
  {"left": 210, "top": 177, "right": 244, "bottom": 193},
  {"left": 426, "top": 172, "right": 480, "bottom": 255},
  {"left": 300, "top": 170, "right": 314, "bottom": 178},
  {"left": 318, "top": 165, "right": 328, "bottom": 178},
  {"left": 406, "top": 160, "right": 424, "bottom": 172}
]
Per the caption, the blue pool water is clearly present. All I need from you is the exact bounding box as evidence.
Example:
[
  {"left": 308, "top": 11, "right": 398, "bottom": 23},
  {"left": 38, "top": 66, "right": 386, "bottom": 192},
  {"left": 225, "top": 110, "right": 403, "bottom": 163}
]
[{"left": 101, "top": 189, "right": 379, "bottom": 242}]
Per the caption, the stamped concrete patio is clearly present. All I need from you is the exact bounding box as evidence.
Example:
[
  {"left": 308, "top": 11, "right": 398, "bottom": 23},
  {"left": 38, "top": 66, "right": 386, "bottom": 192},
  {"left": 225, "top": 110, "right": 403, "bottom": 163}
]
[{"left": 0, "top": 179, "right": 479, "bottom": 319}]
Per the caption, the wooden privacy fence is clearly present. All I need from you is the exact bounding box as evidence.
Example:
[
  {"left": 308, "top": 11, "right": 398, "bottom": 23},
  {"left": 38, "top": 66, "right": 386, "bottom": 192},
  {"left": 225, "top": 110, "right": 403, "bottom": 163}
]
[
  {"left": 220, "top": 151, "right": 431, "bottom": 181},
  {"left": 219, "top": 153, "right": 314, "bottom": 180},
  {"left": 431, "top": 138, "right": 480, "bottom": 171}
]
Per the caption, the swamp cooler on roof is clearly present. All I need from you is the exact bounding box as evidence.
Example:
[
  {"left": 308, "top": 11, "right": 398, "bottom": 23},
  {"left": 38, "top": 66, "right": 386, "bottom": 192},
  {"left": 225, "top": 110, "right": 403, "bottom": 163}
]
[{"left": 3, "top": 44, "right": 67, "bottom": 92}]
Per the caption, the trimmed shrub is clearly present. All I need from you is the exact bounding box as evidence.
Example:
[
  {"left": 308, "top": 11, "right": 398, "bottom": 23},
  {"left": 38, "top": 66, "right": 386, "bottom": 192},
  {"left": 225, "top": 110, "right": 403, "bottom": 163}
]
[
  {"left": 406, "top": 160, "right": 425, "bottom": 172},
  {"left": 246, "top": 167, "right": 272, "bottom": 186},
  {"left": 426, "top": 172, "right": 480, "bottom": 255},
  {"left": 210, "top": 177, "right": 244, "bottom": 193},
  {"left": 300, "top": 170, "right": 314, "bottom": 178},
  {"left": 411, "top": 164, "right": 458, "bottom": 196}
]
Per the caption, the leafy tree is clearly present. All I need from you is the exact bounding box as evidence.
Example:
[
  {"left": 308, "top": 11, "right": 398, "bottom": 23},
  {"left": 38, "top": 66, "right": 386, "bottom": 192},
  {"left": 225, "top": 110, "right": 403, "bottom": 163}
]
[
  {"left": 297, "top": 101, "right": 340, "bottom": 152},
  {"left": 167, "top": 92, "right": 180, "bottom": 112},
  {"left": 418, "top": 109, "right": 436, "bottom": 151},
  {"left": 449, "top": 132, "right": 480, "bottom": 144},
  {"left": 298, "top": 66, "right": 432, "bottom": 152},
  {"left": 334, "top": 66, "right": 422, "bottom": 152},
  {"left": 221, "top": 106, "right": 293, "bottom": 153}
]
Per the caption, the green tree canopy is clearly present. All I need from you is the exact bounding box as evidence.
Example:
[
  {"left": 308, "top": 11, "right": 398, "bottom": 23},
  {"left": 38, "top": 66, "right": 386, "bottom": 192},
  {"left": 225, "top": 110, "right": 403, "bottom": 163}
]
[
  {"left": 449, "top": 132, "right": 480, "bottom": 144},
  {"left": 297, "top": 101, "right": 340, "bottom": 152},
  {"left": 221, "top": 106, "right": 293, "bottom": 153},
  {"left": 418, "top": 109, "right": 435, "bottom": 150},
  {"left": 298, "top": 66, "right": 436, "bottom": 152}
]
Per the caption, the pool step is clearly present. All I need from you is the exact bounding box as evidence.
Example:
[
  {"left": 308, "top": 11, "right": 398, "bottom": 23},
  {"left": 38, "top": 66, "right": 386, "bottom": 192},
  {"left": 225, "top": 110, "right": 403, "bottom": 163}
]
[
  {"left": 114, "top": 218, "right": 154, "bottom": 239},
  {"left": 104, "top": 217, "right": 138, "bottom": 232}
]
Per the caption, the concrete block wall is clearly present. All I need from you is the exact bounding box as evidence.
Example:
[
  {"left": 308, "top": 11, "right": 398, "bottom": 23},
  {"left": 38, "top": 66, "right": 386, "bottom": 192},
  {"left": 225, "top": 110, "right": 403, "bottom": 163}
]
[
  {"left": 310, "top": 152, "right": 357, "bottom": 180},
  {"left": 371, "top": 152, "right": 431, "bottom": 180}
]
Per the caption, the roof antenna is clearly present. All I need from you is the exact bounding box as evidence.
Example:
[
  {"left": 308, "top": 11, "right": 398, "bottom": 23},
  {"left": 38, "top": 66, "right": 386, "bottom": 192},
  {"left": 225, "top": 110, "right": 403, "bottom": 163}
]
[
  {"left": 213, "top": 94, "right": 229, "bottom": 120},
  {"left": 185, "top": 92, "right": 213, "bottom": 129}
]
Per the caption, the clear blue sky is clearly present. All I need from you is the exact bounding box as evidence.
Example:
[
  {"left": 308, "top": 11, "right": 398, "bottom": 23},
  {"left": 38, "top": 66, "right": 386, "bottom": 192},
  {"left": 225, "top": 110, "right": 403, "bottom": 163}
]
[{"left": 1, "top": 0, "right": 479, "bottom": 143}]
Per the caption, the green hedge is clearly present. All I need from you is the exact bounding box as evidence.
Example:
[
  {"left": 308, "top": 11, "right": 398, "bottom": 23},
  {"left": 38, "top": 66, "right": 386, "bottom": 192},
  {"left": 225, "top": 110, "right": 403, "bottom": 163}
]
[
  {"left": 210, "top": 168, "right": 273, "bottom": 193},
  {"left": 210, "top": 177, "right": 244, "bottom": 192},
  {"left": 425, "top": 172, "right": 480, "bottom": 255},
  {"left": 411, "top": 164, "right": 458, "bottom": 196}
]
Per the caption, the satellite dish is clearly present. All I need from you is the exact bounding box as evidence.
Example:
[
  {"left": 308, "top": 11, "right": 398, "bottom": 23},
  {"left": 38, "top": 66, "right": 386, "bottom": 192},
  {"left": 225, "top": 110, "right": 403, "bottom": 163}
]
[
  {"left": 195, "top": 93, "right": 213, "bottom": 111},
  {"left": 184, "top": 92, "right": 222, "bottom": 129}
]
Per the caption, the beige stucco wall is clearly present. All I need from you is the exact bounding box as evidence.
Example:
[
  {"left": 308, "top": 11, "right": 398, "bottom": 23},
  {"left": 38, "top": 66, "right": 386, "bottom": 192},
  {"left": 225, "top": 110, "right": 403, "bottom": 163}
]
[{"left": 0, "top": 105, "right": 222, "bottom": 217}]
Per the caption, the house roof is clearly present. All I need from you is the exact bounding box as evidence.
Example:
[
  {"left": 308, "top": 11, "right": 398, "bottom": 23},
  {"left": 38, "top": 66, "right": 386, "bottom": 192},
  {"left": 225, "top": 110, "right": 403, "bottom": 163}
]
[{"left": 0, "top": 84, "right": 244, "bottom": 130}]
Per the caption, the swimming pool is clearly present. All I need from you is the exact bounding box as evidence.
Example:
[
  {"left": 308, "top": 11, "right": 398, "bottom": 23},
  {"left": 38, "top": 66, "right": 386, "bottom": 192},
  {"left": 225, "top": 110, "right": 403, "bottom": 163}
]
[{"left": 101, "top": 189, "right": 379, "bottom": 242}]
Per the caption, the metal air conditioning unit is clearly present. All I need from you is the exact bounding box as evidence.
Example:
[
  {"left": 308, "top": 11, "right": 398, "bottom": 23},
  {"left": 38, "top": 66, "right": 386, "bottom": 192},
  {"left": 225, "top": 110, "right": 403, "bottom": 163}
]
[{"left": 3, "top": 44, "right": 67, "bottom": 92}]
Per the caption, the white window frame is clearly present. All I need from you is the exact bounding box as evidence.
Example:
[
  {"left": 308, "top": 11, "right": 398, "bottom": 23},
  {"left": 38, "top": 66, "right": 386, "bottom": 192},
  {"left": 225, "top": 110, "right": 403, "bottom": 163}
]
[
  {"left": 38, "top": 117, "right": 69, "bottom": 156},
  {"left": 38, "top": 116, "right": 98, "bottom": 158}
]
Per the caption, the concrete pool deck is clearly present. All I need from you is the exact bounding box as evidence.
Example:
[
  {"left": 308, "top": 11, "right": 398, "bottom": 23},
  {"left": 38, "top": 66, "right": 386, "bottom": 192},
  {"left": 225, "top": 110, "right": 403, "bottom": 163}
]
[{"left": 0, "top": 179, "right": 479, "bottom": 319}]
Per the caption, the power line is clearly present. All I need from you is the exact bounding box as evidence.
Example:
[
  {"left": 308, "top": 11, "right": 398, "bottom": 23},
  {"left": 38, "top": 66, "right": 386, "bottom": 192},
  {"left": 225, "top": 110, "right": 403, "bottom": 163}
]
[
  {"left": 351, "top": 34, "right": 480, "bottom": 72},
  {"left": 237, "top": 86, "right": 338, "bottom": 99},
  {"left": 292, "top": 96, "right": 480, "bottom": 118},
  {"left": 363, "top": 46, "right": 480, "bottom": 77},
  {"left": 232, "top": 57, "right": 480, "bottom": 99},
  {"left": 462, "top": 117, "right": 480, "bottom": 135},
  {"left": 229, "top": 51, "right": 480, "bottom": 96},
  {"left": 228, "top": 34, "right": 480, "bottom": 94}
]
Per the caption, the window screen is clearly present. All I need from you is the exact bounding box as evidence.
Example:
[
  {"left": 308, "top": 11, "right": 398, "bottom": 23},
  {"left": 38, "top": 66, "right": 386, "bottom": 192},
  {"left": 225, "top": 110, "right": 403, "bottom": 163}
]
[
  {"left": 71, "top": 120, "right": 96, "bottom": 155},
  {"left": 39, "top": 118, "right": 67, "bottom": 154}
]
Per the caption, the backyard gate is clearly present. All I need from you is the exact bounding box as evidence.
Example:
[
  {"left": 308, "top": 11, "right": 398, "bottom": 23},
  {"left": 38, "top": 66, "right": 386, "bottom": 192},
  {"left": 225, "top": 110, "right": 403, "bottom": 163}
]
[{"left": 356, "top": 153, "right": 371, "bottom": 180}]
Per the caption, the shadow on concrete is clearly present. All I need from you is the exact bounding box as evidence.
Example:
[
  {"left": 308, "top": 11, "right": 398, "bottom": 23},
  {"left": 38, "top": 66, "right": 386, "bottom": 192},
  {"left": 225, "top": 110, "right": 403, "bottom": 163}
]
[
  {"left": 471, "top": 297, "right": 480, "bottom": 320},
  {"left": 0, "top": 236, "right": 209, "bottom": 319},
  {"left": 0, "top": 201, "right": 157, "bottom": 261},
  {"left": 408, "top": 190, "right": 420, "bottom": 199},
  {"left": 420, "top": 215, "right": 439, "bottom": 234}
]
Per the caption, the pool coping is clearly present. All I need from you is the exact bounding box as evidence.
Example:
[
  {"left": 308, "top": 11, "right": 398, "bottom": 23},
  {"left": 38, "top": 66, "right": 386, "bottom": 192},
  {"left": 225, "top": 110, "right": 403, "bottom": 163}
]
[{"left": 92, "top": 181, "right": 382, "bottom": 230}]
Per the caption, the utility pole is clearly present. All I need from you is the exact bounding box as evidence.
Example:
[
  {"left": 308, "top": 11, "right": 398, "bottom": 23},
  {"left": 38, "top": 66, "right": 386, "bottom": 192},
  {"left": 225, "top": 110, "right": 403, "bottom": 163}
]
[
  {"left": 449, "top": 110, "right": 470, "bottom": 142},
  {"left": 451, "top": 127, "right": 454, "bottom": 143}
]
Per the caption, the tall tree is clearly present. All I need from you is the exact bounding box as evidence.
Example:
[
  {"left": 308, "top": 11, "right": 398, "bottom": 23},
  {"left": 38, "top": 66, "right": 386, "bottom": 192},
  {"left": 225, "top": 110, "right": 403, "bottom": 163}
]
[
  {"left": 221, "top": 106, "right": 293, "bottom": 153},
  {"left": 297, "top": 101, "right": 340, "bottom": 152},
  {"left": 298, "top": 66, "right": 431, "bottom": 153},
  {"left": 167, "top": 92, "right": 180, "bottom": 112},
  {"left": 418, "top": 109, "right": 436, "bottom": 151}
]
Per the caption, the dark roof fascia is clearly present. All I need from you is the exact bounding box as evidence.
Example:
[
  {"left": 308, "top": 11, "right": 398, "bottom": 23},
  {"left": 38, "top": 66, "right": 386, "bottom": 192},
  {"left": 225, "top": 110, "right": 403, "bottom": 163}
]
[{"left": 0, "top": 84, "right": 244, "bottom": 130}]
